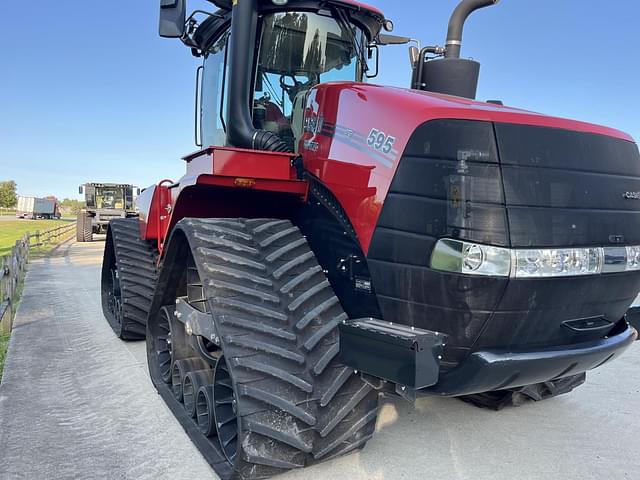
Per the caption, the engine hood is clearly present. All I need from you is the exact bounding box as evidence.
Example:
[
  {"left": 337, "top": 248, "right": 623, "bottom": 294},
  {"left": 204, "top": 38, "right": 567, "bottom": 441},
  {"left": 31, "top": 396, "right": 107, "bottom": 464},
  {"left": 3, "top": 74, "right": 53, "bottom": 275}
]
[
  {"left": 355, "top": 83, "right": 634, "bottom": 142},
  {"left": 301, "top": 82, "right": 637, "bottom": 254}
]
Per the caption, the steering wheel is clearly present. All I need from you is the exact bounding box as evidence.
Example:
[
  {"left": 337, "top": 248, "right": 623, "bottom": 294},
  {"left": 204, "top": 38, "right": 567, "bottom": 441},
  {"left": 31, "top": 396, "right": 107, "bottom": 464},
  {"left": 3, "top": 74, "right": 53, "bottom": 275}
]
[{"left": 279, "top": 74, "right": 318, "bottom": 103}]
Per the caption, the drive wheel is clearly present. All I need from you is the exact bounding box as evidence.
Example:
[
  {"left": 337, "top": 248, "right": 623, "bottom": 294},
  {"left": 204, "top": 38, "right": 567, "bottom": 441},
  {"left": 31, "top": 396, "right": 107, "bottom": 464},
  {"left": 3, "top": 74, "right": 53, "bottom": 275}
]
[
  {"left": 155, "top": 306, "right": 174, "bottom": 383},
  {"left": 101, "top": 218, "right": 159, "bottom": 340},
  {"left": 459, "top": 373, "right": 586, "bottom": 410},
  {"left": 212, "top": 356, "right": 238, "bottom": 463},
  {"left": 146, "top": 218, "right": 380, "bottom": 479}
]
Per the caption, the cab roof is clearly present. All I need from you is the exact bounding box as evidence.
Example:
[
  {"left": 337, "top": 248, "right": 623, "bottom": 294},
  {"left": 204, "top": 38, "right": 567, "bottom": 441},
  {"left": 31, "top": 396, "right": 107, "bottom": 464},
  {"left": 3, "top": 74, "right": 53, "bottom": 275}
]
[{"left": 327, "top": 0, "right": 385, "bottom": 18}]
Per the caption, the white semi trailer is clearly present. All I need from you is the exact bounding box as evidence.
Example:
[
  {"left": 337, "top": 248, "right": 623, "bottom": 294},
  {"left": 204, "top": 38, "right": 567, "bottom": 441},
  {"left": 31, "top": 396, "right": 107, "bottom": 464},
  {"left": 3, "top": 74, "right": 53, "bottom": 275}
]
[{"left": 15, "top": 196, "right": 60, "bottom": 219}]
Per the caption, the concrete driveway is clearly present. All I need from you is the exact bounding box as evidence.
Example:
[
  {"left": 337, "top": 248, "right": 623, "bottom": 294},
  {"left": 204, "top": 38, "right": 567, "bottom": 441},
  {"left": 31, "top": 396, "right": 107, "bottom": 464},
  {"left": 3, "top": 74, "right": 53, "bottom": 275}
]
[{"left": 0, "top": 240, "right": 638, "bottom": 480}]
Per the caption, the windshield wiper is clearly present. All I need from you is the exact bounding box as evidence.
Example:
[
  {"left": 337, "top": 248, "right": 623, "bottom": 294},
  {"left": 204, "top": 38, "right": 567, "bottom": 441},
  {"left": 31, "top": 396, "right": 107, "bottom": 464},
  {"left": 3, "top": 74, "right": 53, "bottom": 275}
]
[{"left": 333, "top": 8, "right": 368, "bottom": 75}]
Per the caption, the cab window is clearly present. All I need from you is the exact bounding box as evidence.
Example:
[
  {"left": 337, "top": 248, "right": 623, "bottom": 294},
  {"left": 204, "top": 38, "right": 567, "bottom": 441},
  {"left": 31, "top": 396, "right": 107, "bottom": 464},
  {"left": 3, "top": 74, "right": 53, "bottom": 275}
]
[
  {"left": 253, "top": 11, "right": 365, "bottom": 150},
  {"left": 201, "top": 32, "right": 229, "bottom": 147}
]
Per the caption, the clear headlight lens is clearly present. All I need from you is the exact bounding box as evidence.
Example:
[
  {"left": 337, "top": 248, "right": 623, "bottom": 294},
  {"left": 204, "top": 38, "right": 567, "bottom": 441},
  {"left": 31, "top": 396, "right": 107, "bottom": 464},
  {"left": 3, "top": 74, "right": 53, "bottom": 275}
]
[
  {"left": 626, "top": 246, "right": 640, "bottom": 271},
  {"left": 430, "top": 239, "right": 511, "bottom": 277},
  {"left": 513, "top": 248, "right": 601, "bottom": 278},
  {"left": 431, "top": 239, "right": 640, "bottom": 278}
]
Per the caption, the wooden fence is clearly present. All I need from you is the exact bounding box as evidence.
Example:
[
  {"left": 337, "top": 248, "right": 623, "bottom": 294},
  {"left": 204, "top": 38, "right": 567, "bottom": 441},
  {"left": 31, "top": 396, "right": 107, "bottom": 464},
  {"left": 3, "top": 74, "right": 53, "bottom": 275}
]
[
  {"left": 0, "top": 207, "right": 16, "bottom": 216},
  {"left": 0, "top": 222, "right": 76, "bottom": 332}
]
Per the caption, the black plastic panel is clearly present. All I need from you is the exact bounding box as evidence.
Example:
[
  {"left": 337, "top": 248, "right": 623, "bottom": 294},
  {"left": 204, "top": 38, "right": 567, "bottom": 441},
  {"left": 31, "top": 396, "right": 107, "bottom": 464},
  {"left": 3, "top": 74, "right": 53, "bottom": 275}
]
[
  {"left": 424, "top": 322, "right": 637, "bottom": 396},
  {"left": 495, "top": 123, "right": 640, "bottom": 175},
  {"left": 378, "top": 194, "right": 508, "bottom": 245},
  {"left": 507, "top": 207, "right": 640, "bottom": 247},
  {"left": 367, "top": 119, "right": 640, "bottom": 372},
  {"left": 295, "top": 180, "right": 382, "bottom": 321},
  {"left": 404, "top": 119, "right": 498, "bottom": 162},
  {"left": 475, "top": 272, "right": 640, "bottom": 349},
  {"left": 496, "top": 123, "right": 640, "bottom": 247},
  {"left": 368, "top": 120, "right": 508, "bottom": 368},
  {"left": 367, "top": 259, "right": 507, "bottom": 367},
  {"left": 339, "top": 318, "right": 445, "bottom": 389}
]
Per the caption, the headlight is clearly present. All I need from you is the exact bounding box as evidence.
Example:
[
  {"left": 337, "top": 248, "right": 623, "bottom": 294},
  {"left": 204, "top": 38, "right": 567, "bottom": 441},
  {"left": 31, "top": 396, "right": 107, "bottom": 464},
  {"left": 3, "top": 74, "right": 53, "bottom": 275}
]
[
  {"left": 430, "top": 239, "right": 511, "bottom": 277},
  {"left": 626, "top": 246, "right": 640, "bottom": 271},
  {"left": 513, "top": 248, "right": 601, "bottom": 278},
  {"left": 431, "top": 239, "right": 640, "bottom": 278}
]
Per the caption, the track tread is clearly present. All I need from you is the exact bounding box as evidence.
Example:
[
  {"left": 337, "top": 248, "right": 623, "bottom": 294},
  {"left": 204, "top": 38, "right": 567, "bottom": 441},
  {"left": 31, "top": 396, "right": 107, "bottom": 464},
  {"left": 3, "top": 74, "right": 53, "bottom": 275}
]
[
  {"left": 238, "top": 385, "right": 317, "bottom": 425},
  {"left": 244, "top": 420, "right": 313, "bottom": 453},
  {"left": 460, "top": 373, "right": 587, "bottom": 410},
  {"left": 101, "top": 218, "right": 158, "bottom": 340},
  {"left": 230, "top": 357, "right": 313, "bottom": 393},
  {"left": 148, "top": 218, "right": 379, "bottom": 479}
]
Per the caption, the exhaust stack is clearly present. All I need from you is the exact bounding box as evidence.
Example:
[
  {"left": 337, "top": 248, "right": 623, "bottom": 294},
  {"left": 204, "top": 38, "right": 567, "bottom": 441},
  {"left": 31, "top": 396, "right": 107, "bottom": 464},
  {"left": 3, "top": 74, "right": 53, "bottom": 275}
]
[
  {"left": 445, "top": 0, "right": 499, "bottom": 59},
  {"left": 415, "top": 0, "right": 498, "bottom": 99}
]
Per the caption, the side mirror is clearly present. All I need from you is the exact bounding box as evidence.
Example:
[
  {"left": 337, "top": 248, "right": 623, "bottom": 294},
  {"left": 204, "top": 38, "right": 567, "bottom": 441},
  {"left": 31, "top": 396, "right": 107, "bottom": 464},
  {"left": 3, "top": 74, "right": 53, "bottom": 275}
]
[
  {"left": 159, "top": 0, "right": 186, "bottom": 38},
  {"left": 78, "top": 186, "right": 84, "bottom": 195},
  {"left": 365, "top": 44, "right": 379, "bottom": 79},
  {"left": 136, "top": 188, "right": 141, "bottom": 196},
  {"left": 409, "top": 46, "right": 420, "bottom": 67}
]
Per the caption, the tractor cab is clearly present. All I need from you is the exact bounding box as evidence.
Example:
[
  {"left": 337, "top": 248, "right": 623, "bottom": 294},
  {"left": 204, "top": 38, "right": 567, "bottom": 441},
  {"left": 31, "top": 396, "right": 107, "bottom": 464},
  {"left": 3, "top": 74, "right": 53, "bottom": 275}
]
[{"left": 160, "top": 0, "right": 389, "bottom": 153}]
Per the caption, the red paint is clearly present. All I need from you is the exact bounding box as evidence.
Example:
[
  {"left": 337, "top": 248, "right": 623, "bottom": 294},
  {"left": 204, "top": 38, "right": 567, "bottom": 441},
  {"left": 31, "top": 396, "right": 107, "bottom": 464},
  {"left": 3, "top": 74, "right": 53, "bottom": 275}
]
[
  {"left": 137, "top": 185, "right": 156, "bottom": 240},
  {"left": 138, "top": 146, "right": 308, "bottom": 250},
  {"left": 300, "top": 82, "right": 636, "bottom": 254},
  {"left": 138, "top": 180, "right": 173, "bottom": 253},
  {"left": 330, "top": 0, "right": 385, "bottom": 18},
  {"left": 139, "top": 82, "right": 636, "bottom": 261}
]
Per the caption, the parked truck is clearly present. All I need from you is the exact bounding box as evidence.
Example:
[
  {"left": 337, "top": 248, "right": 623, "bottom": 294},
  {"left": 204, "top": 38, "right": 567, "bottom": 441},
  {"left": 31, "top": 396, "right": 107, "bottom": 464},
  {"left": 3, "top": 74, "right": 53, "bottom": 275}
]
[
  {"left": 77, "top": 183, "right": 139, "bottom": 242},
  {"left": 15, "top": 196, "right": 60, "bottom": 220},
  {"left": 100, "top": 1, "right": 640, "bottom": 478}
]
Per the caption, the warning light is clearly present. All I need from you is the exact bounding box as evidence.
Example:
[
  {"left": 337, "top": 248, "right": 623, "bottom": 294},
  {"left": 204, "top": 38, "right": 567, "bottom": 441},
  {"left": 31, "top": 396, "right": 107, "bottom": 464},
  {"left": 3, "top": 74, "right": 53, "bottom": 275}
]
[{"left": 234, "top": 178, "right": 256, "bottom": 188}]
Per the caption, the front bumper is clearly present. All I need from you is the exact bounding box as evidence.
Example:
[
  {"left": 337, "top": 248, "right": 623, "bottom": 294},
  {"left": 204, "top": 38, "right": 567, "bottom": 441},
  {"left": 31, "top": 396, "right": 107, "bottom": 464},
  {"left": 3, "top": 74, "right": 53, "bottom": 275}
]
[
  {"left": 339, "top": 318, "right": 637, "bottom": 398},
  {"left": 423, "top": 322, "right": 637, "bottom": 396}
]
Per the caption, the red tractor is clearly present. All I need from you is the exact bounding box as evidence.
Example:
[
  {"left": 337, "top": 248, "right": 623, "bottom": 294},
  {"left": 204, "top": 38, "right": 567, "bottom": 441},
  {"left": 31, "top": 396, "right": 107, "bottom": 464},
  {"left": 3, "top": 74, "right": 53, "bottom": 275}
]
[{"left": 101, "top": 0, "right": 640, "bottom": 478}]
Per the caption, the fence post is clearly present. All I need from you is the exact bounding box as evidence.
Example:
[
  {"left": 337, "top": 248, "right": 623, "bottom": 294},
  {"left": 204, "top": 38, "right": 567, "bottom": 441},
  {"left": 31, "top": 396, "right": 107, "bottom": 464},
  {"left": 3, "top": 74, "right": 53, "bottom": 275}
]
[
  {"left": 0, "top": 221, "right": 77, "bottom": 333},
  {"left": 0, "top": 257, "right": 7, "bottom": 332}
]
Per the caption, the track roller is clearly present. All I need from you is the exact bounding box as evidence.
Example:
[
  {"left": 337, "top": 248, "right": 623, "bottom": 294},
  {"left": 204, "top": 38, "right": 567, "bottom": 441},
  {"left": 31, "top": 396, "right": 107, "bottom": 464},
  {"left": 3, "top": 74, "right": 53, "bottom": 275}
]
[
  {"left": 196, "top": 385, "right": 218, "bottom": 437},
  {"left": 172, "top": 358, "right": 209, "bottom": 402},
  {"left": 184, "top": 369, "right": 215, "bottom": 418}
]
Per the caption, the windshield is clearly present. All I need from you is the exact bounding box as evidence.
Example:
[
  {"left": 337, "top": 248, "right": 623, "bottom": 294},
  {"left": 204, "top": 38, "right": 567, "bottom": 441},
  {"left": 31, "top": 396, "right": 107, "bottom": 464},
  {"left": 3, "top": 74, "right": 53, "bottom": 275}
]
[
  {"left": 95, "top": 187, "right": 125, "bottom": 210},
  {"left": 253, "top": 11, "right": 365, "bottom": 149},
  {"left": 258, "top": 11, "right": 364, "bottom": 79}
]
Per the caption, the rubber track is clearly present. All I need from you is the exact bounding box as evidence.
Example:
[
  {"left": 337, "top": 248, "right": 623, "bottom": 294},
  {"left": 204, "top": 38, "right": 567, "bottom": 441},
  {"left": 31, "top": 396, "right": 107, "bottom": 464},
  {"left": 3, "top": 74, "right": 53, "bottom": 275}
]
[
  {"left": 101, "top": 218, "right": 158, "bottom": 340},
  {"left": 76, "top": 212, "right": 92, "bottom": 242},
  {"left": 459, "top": 373, "right": 587, "bottom": 410},
  {"left": 158, "top": 218, "right": 380, "bottom": 479}
]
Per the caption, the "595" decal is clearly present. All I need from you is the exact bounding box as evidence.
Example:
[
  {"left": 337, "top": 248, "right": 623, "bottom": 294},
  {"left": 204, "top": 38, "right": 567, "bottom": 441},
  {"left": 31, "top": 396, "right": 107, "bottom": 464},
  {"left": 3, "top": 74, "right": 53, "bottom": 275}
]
[{"left": 367, "top": 128, "right": 396, "bottom": 155}]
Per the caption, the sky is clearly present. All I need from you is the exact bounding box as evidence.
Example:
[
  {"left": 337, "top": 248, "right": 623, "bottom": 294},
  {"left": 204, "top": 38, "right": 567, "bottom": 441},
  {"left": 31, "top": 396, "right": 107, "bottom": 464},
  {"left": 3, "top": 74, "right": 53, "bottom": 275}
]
[{"left": 1, "top": 0, "right": 639, "bottom": 200}]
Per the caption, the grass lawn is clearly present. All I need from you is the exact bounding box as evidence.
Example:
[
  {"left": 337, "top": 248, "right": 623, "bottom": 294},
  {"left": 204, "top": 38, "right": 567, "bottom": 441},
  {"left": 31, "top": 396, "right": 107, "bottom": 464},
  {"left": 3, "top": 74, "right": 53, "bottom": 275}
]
[
  {"left": 0, "top": 219, "right": 73, "bottom": 257},
  {"left": 0, "top": 330, "right": 9, "bottom": 382}
]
